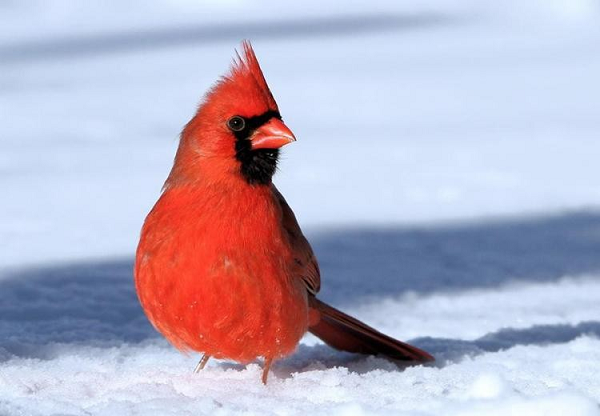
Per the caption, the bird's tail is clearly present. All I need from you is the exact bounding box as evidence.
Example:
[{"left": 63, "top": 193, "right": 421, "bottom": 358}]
[{"left": 308, "top": 297, "right": 434, "bottom": 363}]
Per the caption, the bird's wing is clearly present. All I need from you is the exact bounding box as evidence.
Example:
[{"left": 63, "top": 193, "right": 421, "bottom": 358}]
[{"left": 272, "top": 186, "right": 321, "bottom": 295}]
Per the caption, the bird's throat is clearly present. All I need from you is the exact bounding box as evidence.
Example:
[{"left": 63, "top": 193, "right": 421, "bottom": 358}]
[{"left": 235, "top": 143, "right": 279, "bottom": 185}]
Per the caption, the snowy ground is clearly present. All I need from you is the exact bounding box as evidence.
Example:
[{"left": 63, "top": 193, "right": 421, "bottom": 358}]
[{"left": 2, "top": 1, "right": 600, "bottom": 415}]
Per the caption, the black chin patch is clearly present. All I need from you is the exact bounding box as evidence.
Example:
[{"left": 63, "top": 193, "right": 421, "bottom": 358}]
[
  {"left": 232, "top": 110, "right": 282, "bottom": 185},
  {"left": 236, "top": 142, "right": 279, "bottom": 185}
]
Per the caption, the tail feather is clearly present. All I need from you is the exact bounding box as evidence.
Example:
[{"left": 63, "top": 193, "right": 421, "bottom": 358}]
[{"left": 308, "top": 297, "right": 434, "bottom": 363}]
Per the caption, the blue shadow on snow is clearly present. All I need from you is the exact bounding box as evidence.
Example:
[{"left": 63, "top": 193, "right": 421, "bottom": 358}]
[{"left": 1, "top": 211, "right": 599, "bottom": 368}]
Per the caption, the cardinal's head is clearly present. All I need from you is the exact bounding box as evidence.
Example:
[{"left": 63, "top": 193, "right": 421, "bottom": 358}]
[{"left": 167, "top": 41, "right": 296, "bottom": 187}]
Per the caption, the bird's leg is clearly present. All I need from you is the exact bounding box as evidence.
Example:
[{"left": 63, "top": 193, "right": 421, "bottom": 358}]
[
  {"left": 261, "top": 357, "right": 273, "bottom": 385},
  {"left": 193, "top": 354, "right": 211, "bottom": 373}
]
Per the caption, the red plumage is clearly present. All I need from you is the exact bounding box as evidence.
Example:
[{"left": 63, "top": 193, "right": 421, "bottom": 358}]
[{"left": 134, "top": 41, "right": 433, "bottom": 384}]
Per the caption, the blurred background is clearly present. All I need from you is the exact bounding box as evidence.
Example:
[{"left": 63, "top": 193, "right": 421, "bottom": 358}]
[
  {"left": 1, "top": 0, "right": 600, "bottom": 269},
  {"left": 2, "top": 1, "right": 600, "bottom": 413}
]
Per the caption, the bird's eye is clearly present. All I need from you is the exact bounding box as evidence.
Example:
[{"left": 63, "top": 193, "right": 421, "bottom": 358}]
[{"left": 227, "top": 116, "right": 246, "bottom": 132}]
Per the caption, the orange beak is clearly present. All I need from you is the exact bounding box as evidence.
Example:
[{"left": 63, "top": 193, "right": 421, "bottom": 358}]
[{"left": 250, "top": 118, "right": 296, "bottom": 150}]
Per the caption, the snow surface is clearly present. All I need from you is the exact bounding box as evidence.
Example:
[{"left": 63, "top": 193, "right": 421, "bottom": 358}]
[{"left": 2, "top": 1, "right": 600, "bottom": 415}]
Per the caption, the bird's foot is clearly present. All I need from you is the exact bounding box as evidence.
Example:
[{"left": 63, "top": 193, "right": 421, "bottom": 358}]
[
  {"left": 193, "top": 353, "right": 211, "bottom": 373},
  {"left": 261, "top": 357, "right": 273, "bottom": 385}
]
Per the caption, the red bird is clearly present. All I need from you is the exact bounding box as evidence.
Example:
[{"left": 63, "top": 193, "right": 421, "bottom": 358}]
[{"left": 135, "top": 41, "right": 433, "bottom": 384}]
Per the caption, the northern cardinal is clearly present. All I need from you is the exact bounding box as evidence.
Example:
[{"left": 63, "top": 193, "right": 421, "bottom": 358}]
[{"left": 135, "top": 41, "right": 433, "bottom": 384}]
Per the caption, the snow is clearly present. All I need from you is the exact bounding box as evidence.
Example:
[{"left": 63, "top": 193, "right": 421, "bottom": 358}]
[{"left": 2, "top": 1, "right": 600, "bottom": 415}]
